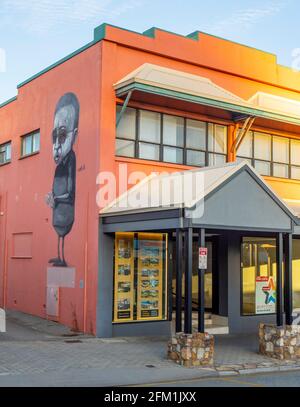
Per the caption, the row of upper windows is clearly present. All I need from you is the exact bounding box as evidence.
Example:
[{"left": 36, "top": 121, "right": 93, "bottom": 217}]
[
  {"left": 116, "top": 106, "right": 227, "bottom": 167},
  {"left": 116, "top": 106, "right": 300, "bottom": 181},
  {"left": 0, "top": 131, "right": 40, "bottom": 166}
]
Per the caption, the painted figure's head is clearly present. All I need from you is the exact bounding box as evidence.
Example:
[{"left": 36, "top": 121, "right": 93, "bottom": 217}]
[{"left": 52, "top": 93, "right": 80, "bottom": 165}]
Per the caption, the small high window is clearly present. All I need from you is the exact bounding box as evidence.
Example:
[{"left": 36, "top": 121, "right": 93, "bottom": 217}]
[
  {"left": 21, "top": 131, "right": 40, "bottom": 157},
  {"left": 0, "top": 142, "right": 11, "bottom": 165}
]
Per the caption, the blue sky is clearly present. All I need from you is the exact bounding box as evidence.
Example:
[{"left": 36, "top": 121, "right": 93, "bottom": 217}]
[{"left": 0, "top": 0, "right": 299, "bottom": 104}]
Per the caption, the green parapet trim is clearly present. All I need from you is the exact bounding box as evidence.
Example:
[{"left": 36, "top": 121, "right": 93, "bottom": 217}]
[
  {"left": 0, "top": 96, "right": 17, "bottom": 109},
  {"left": 116, "top": 82, "right": 300, "bottom": 127},
  {"left": 17, "top": 40, "right": 97, "bottom": 89},
  {"left": 186, "top": 31, "right": 200, "bottom": 41},
  {"left": 95, "top": 22, "right": 152, "bottom": 40},
  {"left": 93, "top": 23, "right": 107, "bottom": 42},
  {"left": 143, "top": 26, "right": 199, "bottom": 41},
  {"left": 142, "top": 27, "right": 156, "bottom": 38}
]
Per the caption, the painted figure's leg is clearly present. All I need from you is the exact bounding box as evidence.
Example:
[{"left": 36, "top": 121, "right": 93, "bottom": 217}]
[
  {"left": 61, "top": 237, "right": 68, "bottom": 267},
  {"left": 49, "top": 236, "right": 62, "bottom": 264}
]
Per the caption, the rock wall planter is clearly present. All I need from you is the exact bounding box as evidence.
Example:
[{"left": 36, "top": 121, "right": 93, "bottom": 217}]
[
  {"left": 259, "top": 323, "right": 300, "bottom": 361},
  {"left": 168, "top": 332, "right": 214, "bottom": 367}
]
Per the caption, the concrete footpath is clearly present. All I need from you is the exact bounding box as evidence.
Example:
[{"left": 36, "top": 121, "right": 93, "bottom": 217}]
[{"left": 0, "top": 311, "right": 300, "bottom": 387}]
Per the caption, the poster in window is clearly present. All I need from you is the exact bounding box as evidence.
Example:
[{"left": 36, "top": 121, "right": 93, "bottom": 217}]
[
  {"left": 114, "top": 233, "right": 135, "bottom": 322},
  {"left": 137, "top": 233, "right": 165, "bottom": 321},
  {"left": 255, "top": 276, "right": 276, "bottom": 315}
]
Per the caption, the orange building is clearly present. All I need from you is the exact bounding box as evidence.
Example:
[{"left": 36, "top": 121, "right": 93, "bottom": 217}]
[{"left": 1, "top": 23, "right": 300, "bottom": 336}]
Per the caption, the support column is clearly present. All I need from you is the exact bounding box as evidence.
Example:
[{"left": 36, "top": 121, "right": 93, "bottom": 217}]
[
  {"left": 284, "top": 233, "right": 293, "bottom": 326},
  {"left": 175, "top": 229, "right": 183, "bottom": 333},
  {"left": 184, "top": 227, "right": 193, "bottom": 334},
  {"left": 276, "top": 233, "right": 284, "bottom": 327},
  {"left": 198, "top": 229, "right": 206, "bottom": 333}
]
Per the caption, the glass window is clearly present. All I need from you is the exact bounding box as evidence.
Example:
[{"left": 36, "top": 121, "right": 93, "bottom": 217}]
[
  {"left": 291, "top": 139, "right": 300, "bottom": 166},
  {"left": 186, "top": 150, "right": 206, "bottom": 167},
  {"left": 254, "top": 132, "right": 271, "bottom": 161},
  {"left": 209, "top": 153, "right": 226, "bottom": 166},
  {"left": 255, "top": 160, "right": 271, "bottom": 176},
  {"left": 273, "top": 163, "right": 289, "bottom": 179},
  {"left": 208, "top": 124, "right": 227, "bottom": 153},
  {"left": 291, "top": 166, "right": 300, "bottom": 180},
  {"left": 0, "top": 142, "right": 11, "bottom": 164},
  {"left": 116, "top": 106, "right": 136, "bottom": 140},
  {"left": 273, "top": 136, "right": 289, "bottom": 164},
  {"left": 33, "top": 132, "right": 40, "bottom": 153},
  {"left": 113, "top": 232, "right": 167, "bottom": 323},
  {"left": 242, "top": 237, "right": 277, "bottom": 316},
  {"left": 163, "top": 146, "right": 183, "bottom": 164},
  {"left": 237, "top": 131, "right": 253, "bottom": 158},
  {"left": 139, "top": 111, "right": 161, "bottom": 144},
  {"left": 116, "top": 139, "right": 135, "bottom": 158},
  {"left": 186, "top": 119, "right": 206, "bottom": 150},
  {"left": 21, "top": 131, "right": 40, "bottom": 157},
  {"left": 139, "top": 142, "right": 160, "bottom": 161},
  {"left": 236, "top": 157, "right": 252, "bottom": 166},
  {"left": 163, "top": 115, "right": 184, "bottom": 147}
]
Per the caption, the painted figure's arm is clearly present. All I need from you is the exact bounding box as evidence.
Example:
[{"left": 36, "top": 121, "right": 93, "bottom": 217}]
[{"left": 54, "top": 155, "right": 76, "bottom": 205}]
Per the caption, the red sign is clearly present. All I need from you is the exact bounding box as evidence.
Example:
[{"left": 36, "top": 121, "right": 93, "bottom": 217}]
[{"left": 198, "top": 247, "right": 208, "bottom": 270}]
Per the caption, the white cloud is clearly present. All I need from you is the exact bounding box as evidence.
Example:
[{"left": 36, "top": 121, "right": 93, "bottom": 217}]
[
  {"left": 205, "top": 0, "right": 289, "bottom": 36},
  {"left": 0, "top": 0, "right": 144, "bottom": 33}
]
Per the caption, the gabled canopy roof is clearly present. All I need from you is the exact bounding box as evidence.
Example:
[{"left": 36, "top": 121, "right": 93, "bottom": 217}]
[
  {"left": 114, "top": 64, "right": 300, "bottom": 126},
  {"left": 101, "top": 162, "right": 298, "bottom": 233}
]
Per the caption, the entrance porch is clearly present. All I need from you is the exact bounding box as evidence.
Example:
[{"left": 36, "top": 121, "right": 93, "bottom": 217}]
[{"left": 98, "top": 162, "right": 299, "bottom": 338}]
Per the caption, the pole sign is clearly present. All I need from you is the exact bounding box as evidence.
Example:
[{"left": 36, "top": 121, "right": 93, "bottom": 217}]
[
  {"left": 198, "top": 247, "right": 208, "bottom": 270},
  {"left": 255, "top": 276, "right": 276, "bottom": 315}
]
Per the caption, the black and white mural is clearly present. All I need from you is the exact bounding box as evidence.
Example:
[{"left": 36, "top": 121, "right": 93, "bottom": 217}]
[{"left": 46, "top": 93, "right": 80, "bottom": 267}]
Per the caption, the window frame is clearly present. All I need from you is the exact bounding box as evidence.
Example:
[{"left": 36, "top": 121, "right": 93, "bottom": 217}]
[
  {"left": 237, "top": 131, "right": 300, "bottom": 180},
  {"left": 20, "top": 130, "right": 40, "bottom": 158},
  {"left": 240, "top": 235, "right": 278, "bottom": 317},
  {"left": 0, "top": 141, "right": 12, "bottom": 166},
  {"left": 116, "top": 105, "right": 228, "bottom": 166}
]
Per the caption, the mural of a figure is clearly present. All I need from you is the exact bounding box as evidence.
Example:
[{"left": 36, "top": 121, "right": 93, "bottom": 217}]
[{"left": 46, "top": 93, "right": 80, "bottom": 267}]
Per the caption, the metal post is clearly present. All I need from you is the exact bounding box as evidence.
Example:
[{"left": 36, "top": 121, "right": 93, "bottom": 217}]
[
  {"left": 284, "top": 234, "right": 293, "bottom": 326},
  {"left": 184, "top": 227, "right": 193, "bottom": 334},
  {"left": 276, "top": 233, "right": 284, "bottom": 327},
  {"left": 175, "top": 229, "right": 183, "bottom": 333},
  {"left": 198, "top": 229, "right": 206, "bottom": 333}
]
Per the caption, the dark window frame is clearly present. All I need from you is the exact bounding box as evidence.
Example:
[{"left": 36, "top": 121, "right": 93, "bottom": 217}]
[
  {"left": 237, "top": 131, "right": 300, "bottom": 180},
  {"left": 0, "top": 141, "right": 12, "bottom": 166},
  {"left": 20, "top": 130, "right": 40, "bottom": 158},
  {"left": 116, "top": 105, "right": 228, "bottom": 166}
]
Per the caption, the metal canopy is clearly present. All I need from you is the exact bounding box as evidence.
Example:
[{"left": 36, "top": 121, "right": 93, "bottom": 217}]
[
  {"left": 114, "top": 63, "right": 300, "bottom": 127},
  {"left": 100, "top": 162, "right": 299, "bottom": 233}
]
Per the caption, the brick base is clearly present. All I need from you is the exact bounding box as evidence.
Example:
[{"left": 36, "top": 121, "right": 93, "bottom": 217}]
[
  {"left": 168, "top": 332, "right": 214, "bottom": 367},
  {"left": 259, "top": 324, "right": 300, "bottom": 361}
]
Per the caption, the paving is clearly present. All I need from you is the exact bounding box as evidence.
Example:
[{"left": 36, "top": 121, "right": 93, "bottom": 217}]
[{"left": 0, "top": 310, "right": 300, "bottom": 386}]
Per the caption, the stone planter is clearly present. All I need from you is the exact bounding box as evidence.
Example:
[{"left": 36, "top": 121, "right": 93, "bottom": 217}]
[
  {"left": 259, "top": 323, "right": 300, "bottom": 361},
  {"left": 168, "top": 332, "right": 214, "bottom": 367}
]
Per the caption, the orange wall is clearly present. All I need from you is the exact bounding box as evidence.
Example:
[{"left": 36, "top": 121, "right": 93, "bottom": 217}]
[{"left": 0, "top": 43, "right": 101, "bottom": 334}]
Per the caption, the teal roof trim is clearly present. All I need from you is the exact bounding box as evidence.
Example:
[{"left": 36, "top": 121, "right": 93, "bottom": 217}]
[
  {"left": 0, "top": 96, "right": 17, "bottom": 109},
  {"left": 116, "top": 82, "right": 300, "bottom": 127}
]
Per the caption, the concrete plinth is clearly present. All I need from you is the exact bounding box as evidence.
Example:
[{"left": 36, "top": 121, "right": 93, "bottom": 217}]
[{"left": 259, "top": 323, "right": 300, "bottom": 361}]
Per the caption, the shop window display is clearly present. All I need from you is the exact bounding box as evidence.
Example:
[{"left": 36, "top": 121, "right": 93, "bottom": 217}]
[{"left": 113, "top": 232, "right": 168, "bottom": 323}]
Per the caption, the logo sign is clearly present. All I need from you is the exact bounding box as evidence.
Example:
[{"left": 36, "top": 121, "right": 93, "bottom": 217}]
[
  {"left": 198, "top": 247, "right": 208, "bottom": 270},
  {"left": 255, "top": 276, "right": 276, "bottom": 315}
]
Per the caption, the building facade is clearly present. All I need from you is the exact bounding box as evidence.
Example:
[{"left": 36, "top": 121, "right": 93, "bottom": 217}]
[{"left": 1, "top": 24, "right": 300, "bottom": 336}]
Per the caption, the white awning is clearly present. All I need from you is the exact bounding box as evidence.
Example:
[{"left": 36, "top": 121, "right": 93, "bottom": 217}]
[{"left": 114, "top": 63, "right": 300, "bottom": 126}]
